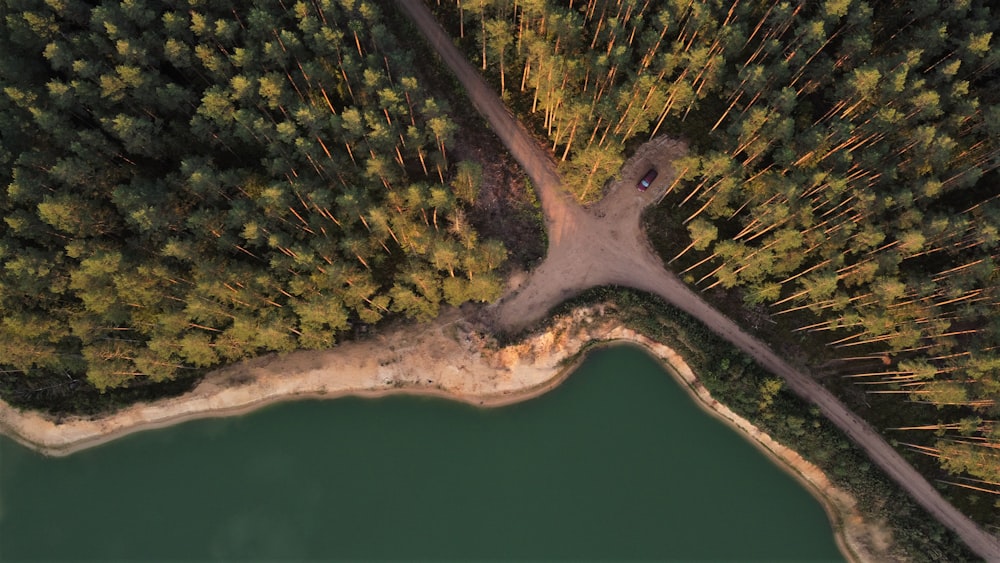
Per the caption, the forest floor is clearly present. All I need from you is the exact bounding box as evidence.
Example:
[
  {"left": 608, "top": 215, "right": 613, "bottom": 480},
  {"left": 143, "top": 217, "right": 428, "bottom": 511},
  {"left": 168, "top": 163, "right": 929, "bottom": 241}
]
[{"left": 396, "top": 1, "right": 1000, "bottom": 559}]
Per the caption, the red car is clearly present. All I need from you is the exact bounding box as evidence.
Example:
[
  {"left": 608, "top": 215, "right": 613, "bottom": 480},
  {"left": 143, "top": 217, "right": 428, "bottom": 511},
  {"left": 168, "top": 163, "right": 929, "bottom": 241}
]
[{"left": 637, "top": 168, "right": 658, "bottom": 191}]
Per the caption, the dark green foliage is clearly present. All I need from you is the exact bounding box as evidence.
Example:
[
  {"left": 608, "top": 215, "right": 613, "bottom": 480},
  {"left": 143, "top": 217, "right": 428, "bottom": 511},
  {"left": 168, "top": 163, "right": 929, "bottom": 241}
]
[
  {"left": 440, "top": 0, "right": 1000, "bottom": 492},
  {"left": 0, "top": 0, "right": 507, "bottom": 393}
]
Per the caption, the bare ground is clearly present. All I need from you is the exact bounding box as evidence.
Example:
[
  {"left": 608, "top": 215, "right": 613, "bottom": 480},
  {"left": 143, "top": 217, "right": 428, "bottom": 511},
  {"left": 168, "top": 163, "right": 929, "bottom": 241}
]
[{"left": 494, "top": 135, "right": 689, "bottom": 329}]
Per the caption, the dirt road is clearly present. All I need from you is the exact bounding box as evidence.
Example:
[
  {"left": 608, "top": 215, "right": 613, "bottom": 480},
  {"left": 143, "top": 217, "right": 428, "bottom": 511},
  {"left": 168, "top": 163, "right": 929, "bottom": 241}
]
[
  {"left": 395, "top": 0, "right": 584, "bottom": 247},
  {"left": 400, "top": 1, "right": 1000, "bottom": 559}
]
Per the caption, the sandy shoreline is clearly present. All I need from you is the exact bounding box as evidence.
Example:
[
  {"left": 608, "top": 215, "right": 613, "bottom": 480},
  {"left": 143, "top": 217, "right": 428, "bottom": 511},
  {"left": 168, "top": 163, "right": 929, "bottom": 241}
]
[{"left": 0, "top": 305, "right": 883, "bottom": 561}]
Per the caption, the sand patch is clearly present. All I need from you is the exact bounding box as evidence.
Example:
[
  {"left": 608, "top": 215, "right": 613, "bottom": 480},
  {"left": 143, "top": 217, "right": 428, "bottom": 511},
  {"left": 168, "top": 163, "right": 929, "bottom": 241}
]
[{"left": 1, "top": 305, "right": 885, "bottom": 562}]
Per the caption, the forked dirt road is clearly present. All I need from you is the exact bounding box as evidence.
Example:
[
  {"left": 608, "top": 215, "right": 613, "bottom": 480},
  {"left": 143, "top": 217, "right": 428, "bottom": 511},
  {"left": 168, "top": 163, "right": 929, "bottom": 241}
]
[{"left": 399, "top": 1, "right": 1000, "bottom": 559}]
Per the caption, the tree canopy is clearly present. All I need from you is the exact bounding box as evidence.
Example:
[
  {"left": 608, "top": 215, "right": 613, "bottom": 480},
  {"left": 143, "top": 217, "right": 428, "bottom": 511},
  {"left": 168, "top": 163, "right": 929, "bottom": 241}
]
[
  {"left": 0, "top": 0, "right": 506, "bottom": 392},
  {"left": 435, "top": 0, "right": 1000, "bottom": 494}
]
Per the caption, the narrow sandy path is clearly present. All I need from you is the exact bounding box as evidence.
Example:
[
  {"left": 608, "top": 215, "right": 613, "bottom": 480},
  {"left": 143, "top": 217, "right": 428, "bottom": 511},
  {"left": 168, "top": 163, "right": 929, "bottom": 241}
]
[
  {"left": 400, "top": 1, "right": 1000, "bottom": 559},
  {"left": 394, "top": 0, "right": 584, "bottom": 248}
]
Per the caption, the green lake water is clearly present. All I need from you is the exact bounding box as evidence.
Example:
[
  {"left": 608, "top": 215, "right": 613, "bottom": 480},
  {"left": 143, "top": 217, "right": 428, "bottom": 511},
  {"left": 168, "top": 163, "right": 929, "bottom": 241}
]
[{"left": 0, "top": 345, "right": 842, "bottom": 561}]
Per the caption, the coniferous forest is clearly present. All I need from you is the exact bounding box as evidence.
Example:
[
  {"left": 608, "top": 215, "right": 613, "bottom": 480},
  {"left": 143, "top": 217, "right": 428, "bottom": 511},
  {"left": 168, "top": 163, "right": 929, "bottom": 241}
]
[
  {"left": 2, "top": 0, "right": 1000, "bottom": 525},
  {"left": 432, "top": 0, "right": 1000, "bottom": 497},
  {"left": 0, "top": 0, "right": 509, "bottom": 394}
]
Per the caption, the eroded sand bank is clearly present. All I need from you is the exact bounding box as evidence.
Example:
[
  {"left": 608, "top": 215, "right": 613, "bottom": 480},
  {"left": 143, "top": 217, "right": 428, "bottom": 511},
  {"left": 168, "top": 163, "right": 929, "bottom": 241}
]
[{"left": 0, "top": 306, "right": 886, "bottom": 561}]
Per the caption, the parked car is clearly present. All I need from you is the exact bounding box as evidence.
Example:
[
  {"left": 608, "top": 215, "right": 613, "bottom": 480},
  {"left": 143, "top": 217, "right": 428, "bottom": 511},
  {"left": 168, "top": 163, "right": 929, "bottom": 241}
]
[{"left": 637, "top": 168, "right": 658, "bottom": 191}]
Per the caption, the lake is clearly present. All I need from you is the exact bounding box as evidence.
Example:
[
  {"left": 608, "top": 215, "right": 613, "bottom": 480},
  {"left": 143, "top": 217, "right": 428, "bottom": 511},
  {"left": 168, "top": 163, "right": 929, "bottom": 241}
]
[{"left": 0, "top": 345, "right": 842, "bottom": 561}]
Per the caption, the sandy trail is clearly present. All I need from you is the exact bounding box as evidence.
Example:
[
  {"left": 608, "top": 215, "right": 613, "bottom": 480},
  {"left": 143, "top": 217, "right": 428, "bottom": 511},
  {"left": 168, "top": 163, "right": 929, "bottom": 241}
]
[
  {"left": 398, "top": 2, "right": 1000, "bottom": 560},
  {"left": 394, "top": 0, "right": 583, "bottom": 249}
]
